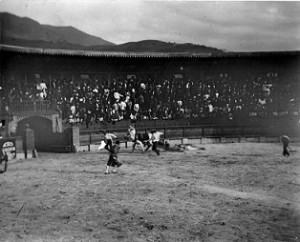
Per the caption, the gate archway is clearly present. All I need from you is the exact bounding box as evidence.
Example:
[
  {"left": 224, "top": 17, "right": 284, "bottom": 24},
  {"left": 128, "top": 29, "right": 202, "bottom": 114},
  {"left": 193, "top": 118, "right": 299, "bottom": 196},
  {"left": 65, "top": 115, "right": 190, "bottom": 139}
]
[{"left": 16, "top": 116, "right": 52, "bottom": 150}]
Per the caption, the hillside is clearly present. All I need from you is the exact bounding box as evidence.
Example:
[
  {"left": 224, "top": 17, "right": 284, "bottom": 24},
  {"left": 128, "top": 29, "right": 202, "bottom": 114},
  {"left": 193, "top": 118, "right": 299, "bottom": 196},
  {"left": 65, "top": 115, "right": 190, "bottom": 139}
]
[
  {"left": 87, "top": 40, "right": 224, "bottom": 53},
  {"left": 0, "top": 12, "right": 114, "bottom": 47},
  {"left": 0, "top": 12, "right": 224, "bottom": 54}
]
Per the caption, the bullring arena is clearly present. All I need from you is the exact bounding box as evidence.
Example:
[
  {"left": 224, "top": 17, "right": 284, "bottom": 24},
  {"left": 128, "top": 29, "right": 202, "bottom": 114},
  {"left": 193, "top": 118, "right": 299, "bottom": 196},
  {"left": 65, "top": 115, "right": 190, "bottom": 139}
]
[
  {"left": 0, "top": 45, "right": 300, "bottom": 242},
  {"left": 1, "top": 142, "right": 300, "bottom": 242}
]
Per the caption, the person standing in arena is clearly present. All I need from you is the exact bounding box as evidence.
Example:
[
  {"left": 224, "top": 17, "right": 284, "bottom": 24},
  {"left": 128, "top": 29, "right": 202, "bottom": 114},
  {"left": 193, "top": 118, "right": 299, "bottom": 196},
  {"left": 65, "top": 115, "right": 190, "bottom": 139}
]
[
  {"left": 150, "top": 130, "right": 164, "bottom": 156},
  {"left": 102, "top": 130, "right": 117, "bottom": 152},
  {"left": 281, "top": 135, "right": 290, "bottom": 157},
  {"left": 105, "top": 140, "right": 122, "bottom": 174}
]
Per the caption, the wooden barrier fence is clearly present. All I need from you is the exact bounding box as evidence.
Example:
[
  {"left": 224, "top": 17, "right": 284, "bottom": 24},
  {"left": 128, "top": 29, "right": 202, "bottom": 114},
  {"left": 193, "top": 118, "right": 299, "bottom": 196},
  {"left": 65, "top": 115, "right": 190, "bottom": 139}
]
[{"left": 79, "top": 123, "right": 300, "bottom": 147}]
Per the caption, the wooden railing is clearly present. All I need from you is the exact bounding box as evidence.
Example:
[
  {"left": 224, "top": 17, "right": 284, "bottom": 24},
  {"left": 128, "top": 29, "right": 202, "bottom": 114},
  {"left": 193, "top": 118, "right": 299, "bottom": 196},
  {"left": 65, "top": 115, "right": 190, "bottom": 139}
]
[
  {"left": 79, "top": 122, "right": 300, "bottom": 146},
  {"left": 9, "top": 100, "right": 58, "bottom": 113}
]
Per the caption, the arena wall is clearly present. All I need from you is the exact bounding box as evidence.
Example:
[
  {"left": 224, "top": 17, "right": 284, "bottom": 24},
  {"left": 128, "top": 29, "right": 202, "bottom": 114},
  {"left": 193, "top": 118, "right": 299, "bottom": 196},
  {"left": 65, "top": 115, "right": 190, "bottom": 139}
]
[{"left": 77, "top": 122, "right": 300, "bottom": 152}]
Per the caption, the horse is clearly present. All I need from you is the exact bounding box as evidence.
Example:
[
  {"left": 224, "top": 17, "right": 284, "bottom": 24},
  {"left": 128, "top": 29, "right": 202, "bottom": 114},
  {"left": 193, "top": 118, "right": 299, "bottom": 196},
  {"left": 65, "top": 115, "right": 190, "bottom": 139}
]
[
  {"left": 164, "top": 139, "right": 206, "bottom": 152},
  {"left": 125, "top": 125, "right": 152, "bottom": 153}
]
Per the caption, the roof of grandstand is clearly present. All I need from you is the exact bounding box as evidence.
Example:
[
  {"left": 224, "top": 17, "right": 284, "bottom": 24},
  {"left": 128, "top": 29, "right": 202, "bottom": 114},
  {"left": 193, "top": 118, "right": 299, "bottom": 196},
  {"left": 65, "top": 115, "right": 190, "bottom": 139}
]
[{"left": 1, "top": 44, "right": 299, "bottom": 58}]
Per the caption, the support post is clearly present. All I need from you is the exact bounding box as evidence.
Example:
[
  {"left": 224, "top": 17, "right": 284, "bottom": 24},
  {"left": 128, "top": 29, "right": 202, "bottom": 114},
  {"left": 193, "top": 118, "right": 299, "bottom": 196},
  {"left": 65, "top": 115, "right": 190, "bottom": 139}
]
[{"left": 67, "top": 126, "right": 80, "bottom": 152}]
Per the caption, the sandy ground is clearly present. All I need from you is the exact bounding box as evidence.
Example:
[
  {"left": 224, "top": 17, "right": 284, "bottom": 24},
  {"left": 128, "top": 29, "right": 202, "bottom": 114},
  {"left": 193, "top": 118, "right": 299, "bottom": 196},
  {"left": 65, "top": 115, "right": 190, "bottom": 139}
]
[{"left": 0, "top": 142, "right": 300, "bottom": 242}]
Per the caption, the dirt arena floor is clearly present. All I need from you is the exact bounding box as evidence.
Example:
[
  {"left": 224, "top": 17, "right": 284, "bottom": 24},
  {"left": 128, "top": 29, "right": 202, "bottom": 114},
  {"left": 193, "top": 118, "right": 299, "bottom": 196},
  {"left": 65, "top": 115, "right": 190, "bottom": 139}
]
[{"left": 1, "top": 142, "right": 300, "bottom": 242}]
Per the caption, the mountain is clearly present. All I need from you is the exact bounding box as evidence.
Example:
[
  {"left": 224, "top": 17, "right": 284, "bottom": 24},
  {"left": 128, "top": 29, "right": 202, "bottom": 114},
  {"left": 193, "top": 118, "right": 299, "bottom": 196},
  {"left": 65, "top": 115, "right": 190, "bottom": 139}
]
[
  {"left": 87, "top": 40, "right": 224, "bottom": 53},
  {"left": 0, "top": 12, "right": 115, "bottom": 48},
  {"left": 0, "top": 12, "right": 224, "bottom": 54},
  {"left": 1, "top": 37, "right": 88, "bottom": 50}
]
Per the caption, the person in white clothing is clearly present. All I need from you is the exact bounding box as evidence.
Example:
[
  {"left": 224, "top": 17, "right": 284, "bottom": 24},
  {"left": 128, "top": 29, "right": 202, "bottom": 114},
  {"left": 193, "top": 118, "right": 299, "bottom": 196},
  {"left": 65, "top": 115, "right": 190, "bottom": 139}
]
[
  {"left": 40, "top": 79, "right": 47, "bottom": 91},
  {"left": 102, "top": 130, "right": 117, "bottom": 152},
  {"left": 150, "top": 130, "right": 163, "bottom": 156}
]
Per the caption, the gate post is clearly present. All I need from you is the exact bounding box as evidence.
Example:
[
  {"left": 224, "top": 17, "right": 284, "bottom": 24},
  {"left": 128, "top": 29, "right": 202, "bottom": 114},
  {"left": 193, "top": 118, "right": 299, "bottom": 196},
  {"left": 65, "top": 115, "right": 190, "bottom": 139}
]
[
  {"left": 15, "top": 136, "right": 25, "bottom": 159},
  {"left": 68, "top": 126, "right": 80, "bottom": 153},
  {"left": 23, "top": 125, "right": 38, "bottom": 158}
]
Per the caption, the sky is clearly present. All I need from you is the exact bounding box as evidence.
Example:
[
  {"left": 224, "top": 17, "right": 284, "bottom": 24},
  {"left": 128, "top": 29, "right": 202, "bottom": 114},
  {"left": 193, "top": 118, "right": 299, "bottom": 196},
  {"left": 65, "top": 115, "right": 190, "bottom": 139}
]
[{"left": 1, "top": 0, "right": 300, "bottom": 52}]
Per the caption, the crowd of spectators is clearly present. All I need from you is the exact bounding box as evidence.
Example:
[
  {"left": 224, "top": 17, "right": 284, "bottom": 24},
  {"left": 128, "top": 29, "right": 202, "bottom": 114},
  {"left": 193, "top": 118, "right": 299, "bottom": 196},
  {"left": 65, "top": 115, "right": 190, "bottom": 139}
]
[{"left": 0, "top": 71, "right": 299, "bottom": 126}]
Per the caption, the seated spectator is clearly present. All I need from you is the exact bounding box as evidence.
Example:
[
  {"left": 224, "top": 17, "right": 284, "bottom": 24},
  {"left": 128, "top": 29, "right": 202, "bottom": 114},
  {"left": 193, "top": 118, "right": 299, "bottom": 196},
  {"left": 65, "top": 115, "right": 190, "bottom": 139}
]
[
  {"left": 130, "top": 104, "right": 140, "bottom": 123},
  {"left": 111, "top": 104, "right": 120, "bottom": 123},
  {"left": 175, "top": 100, "right": 185, "bottom": 119},
  {"left": 2, "top": 70, "right": 298, "bottom": 126}
]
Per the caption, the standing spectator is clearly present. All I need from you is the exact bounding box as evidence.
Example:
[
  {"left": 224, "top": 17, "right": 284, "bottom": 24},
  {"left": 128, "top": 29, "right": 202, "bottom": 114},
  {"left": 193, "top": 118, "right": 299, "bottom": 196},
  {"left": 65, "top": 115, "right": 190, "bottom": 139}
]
[
  {"left": 40, "top": 79, "right": 47, "bottom": 98},
  {"left": 85, "top": 109, "right": 92, "bottom": 128}
]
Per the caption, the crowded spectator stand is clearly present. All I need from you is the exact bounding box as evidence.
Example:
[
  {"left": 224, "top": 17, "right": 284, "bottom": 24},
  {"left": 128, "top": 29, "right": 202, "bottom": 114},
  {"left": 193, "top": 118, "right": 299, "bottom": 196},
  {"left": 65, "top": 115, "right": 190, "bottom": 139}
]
[{"left": 1, "top": 71, "right": 299, "bottom": 131}]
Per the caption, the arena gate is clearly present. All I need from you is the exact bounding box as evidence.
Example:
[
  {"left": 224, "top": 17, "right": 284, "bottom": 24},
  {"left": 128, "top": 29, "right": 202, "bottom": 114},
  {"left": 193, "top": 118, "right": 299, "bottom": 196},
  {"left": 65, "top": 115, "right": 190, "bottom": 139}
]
[
  {"left": 16, "top": 116, "right": 52, "bottom": 150},
  {"left": 2, "top": 100, "right": 75, "bottom": 152},
  {"left": 14, "top": 117, "right": 78, "bottom": 152}
]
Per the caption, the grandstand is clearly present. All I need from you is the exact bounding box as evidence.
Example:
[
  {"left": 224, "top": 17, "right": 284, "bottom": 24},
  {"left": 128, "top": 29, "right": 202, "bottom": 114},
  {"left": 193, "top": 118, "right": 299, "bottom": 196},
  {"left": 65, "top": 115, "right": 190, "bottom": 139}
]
[{"left": 1, "top": 44, "right": 299, "bottom": 152}]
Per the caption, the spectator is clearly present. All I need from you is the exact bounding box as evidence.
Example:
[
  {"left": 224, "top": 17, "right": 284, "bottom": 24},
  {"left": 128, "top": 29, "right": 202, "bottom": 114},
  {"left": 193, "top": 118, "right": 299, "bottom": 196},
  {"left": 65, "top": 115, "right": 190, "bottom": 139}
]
[{"left": 2, "top": 71, "right": 298, "bottom": 125}]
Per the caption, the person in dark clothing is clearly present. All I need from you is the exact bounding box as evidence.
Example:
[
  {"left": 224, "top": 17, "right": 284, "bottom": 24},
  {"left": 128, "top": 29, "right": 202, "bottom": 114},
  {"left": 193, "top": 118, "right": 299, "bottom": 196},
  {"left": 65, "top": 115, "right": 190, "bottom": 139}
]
[
  {"left": 281, "top": 135, "right": 290, "bottom": 157},
  {"left": 102, "top": 130, "right": 117, "bottom": 152},
  {"left": 105, "top": 140, "right": 122, "bottom": 174},
  {"left": 150, "top": 130, "right": 164, "bottom": 156}
]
